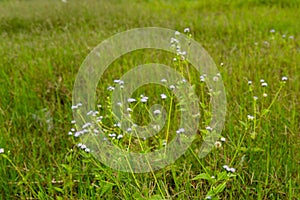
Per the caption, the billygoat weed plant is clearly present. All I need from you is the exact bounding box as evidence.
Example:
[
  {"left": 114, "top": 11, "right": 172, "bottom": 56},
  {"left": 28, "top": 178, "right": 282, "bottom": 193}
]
[{"left": 0, "top": 1, "right": 299, "bottom": 199}]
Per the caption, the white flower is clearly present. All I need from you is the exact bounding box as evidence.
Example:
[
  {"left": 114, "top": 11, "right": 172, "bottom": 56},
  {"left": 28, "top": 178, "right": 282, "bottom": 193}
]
[
  {"left": 161, "top": 78, "right": 167, "bottom": 83},
  {"left": 220, "top": 137, "right": 226, "bottom": 142},
  {"left": 213, "top": 76, "right": 219, "bottom": 82},
  {"left": 180, "top": 51, "right": 187, "bottom": 56},
  {"left": 86, "top": 110, "right": 93, "bottom": 115},
  {"left": 114, "top": 79, "right": 124, "bottom": 85},
  {"left": 162, "top": 140, "right": 167, "bottom": 146},
  {"left": 93, "top": 129, "right": 99, "bottom": 134},
  {"left": 68, "top": 132, "right": 73, "bottom": 135},
  {"left": 200, "top": 75, "right": 205, "bottom": 82},
  {"left": 127, "top": 128, "right": 132, "bottom": 132},
  {"left": 71, "top": 105, "right": 78, "bottom": 110},
  {"left": 140, "top": 95, "right": 148, "bottom": 103},
  {"left": 175, "top": 31, "right": 180, "bottom": 36},
  {"left": 170, "top": 37, "right": 179, "bottom": 44},
  {"left": 253, "top": 96, "right": 258, "bottom": 101},
  {"left": 220, "top": 62, "right": 224, "bottom": 66},
  {"left": 206, "top": 126, "right": 213, "bottom": 131},
  {"left": 263, "top": 93, "right": 268, "bottom": 97},
  {"left": 173, "top": 58, "right": 177, "bottom": 61},
  {"left": 289, "top": 35, "right": 294, "bottom": 40},
  {"left": 228, "top": 167, "right": 236, "bottom": 173},
  {"left": 153, "top": 125, "right": 160, "bottom": 131},
  {"left": 260, "top": 79, "right": 265, "bottom": 83},
  {"left": 153, "top": 110, "right": 161, "bottom": 115},
  {"left": 184, "top": 28, "right": 190, "bottom": 33},
  {"left": 96, "top": 116, "right": 103, "bottom": 121},
  {"left": 270, "top": 29, "right": 275, "bottom": 33},
  {"left": 140, "top": 98, "right": 147, "bottom": 103},
  {"left": 248, "top": 80, "right": 252, "bottom": 85},
  {"left": 77, "top": 143, "right": 82, "bottom": 148},
  {"left": 261, "top": 82, "right": 268, "bottom": 87},
  {"left": 77, "top": 103, "right": 82, "bottom": 107},
  {"left": 117, "top": 134, "right": 123, "bottom": 139},
  {"left": 281, "top": 76, "right": 288, "bottom": 81},
  {"left": 114, "top": 122, "right": 121, "bottom": 127},
  {"left": 282, "top": 34, "right": 286, "bottom": 38},
  {"left": 71, "top": 120, "right": 76, "bottom": 124},
  {"left": 127, "top": 108, "right": 133, "bottom": 112},
  {"left": 107, "top": 86, "right": 115, "bottom": 91},
  {"left": 117, "top": 102, "right": 122, "bottom": 106},
  {"left": 82, "top": 129, "right": 89, "bottom": 133},
  {"left": 85, "top": 148, "right": 90, "bottom": 153},
  {"left": 214, "top": 141, "right": 222, "bottom": 148},
  {"left": 247, "top": 115, "right": 255, "bottom": 120},
  {"left": 176, "top": 128, "right": 185, "bottom": 134},
  {"left": 127, "top": 98, "right": 137, "bottom": 103},
  {"left": 92, "top": 111, "right": 99, "bottom": 116},
  {"left": 0, "top": 148, "right": 4, "bottom": 154},
  {"left": 169, "top": 85, "right": 176, "bottom": 90},
  {"left": 160, "top": 94, "right": 167, "bottom": 99},
  {"left": 71, "top": 128, "right": 75, "bottom": 132},
  {"left": 82, "top": 122, "right": 92, "bottom": 129},
  {"left": 81, "top": 144, "right": 87, "bottom": 149},
  {"left": 74, "top": 132, "right": 80, "bottom": 137},
  {"left": 223, "top": 165, "right": 235, "bottom": 172},
  {"left": 108, "top": 133, "right": 117, "bottom": 138},
  {"left": 223, "top": 165, "right": 229, "bottom": 170}
]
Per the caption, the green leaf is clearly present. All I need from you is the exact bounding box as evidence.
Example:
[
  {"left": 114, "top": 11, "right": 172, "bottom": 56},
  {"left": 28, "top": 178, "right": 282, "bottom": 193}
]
[
  {"left": 250, "top": 132, "right": 256, "bottom": 140},
  {"left": 252, "top": 147, "right": 265, "bottom": 152},
  {"left": 61, "top": 164, "right": 72, "bottom": 172},
  {"left": 262, "top": 109, "right": 270, "bottom": 115},
  {"left": 53, "top": 187, "right": 64, "bottom": 193},
  {"left": 213, "top": 182, "right": 227, "bottom": 194},
  {"left": 227, "top": 173, "right": 237, "bottom": 178},
  {"left": 99, "top": 181, "right": 115, "bottom": 196},
  {"left": 192, "top": 173, "right": 212, "bottom": 181},
  {"left": 216, "top": 172, "right": 228, "bottom": 181},
  {"left": 239, "top": 120, "right": 247, "bottom": 127},
  {"left": 238, "top": 147, "right": 248, "bottom": 152},
  {"left": 207, "top": 181, "right": 226, "bottom": 196}
]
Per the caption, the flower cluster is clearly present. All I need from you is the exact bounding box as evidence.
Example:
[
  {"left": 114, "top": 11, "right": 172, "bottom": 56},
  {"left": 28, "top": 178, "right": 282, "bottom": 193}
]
[
  {"left": 223, "top": 165, "right": 236, "bottom": 173},
  {"left": 170, "top": 28, "right": 191, "bottom": 60}
]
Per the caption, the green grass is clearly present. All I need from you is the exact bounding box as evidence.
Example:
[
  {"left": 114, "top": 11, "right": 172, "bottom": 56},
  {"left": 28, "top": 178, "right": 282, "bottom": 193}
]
[{"left": 0, "top": 0, "right": 299, "bottom": 199}]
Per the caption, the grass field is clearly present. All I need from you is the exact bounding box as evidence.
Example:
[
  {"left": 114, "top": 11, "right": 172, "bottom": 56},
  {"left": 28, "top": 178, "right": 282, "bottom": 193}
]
[{"left": 0, "top": 0, "right": 299, "bottom": 199}]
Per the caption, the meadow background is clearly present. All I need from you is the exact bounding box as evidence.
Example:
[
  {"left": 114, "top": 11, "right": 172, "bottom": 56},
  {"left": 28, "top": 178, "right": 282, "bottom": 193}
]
[{"left": 0, "top": 0, "right": 299, "bottom": 199}]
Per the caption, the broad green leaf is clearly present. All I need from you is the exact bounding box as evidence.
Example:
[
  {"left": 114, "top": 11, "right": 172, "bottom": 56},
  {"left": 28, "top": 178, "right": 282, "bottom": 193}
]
[
  {"left": 53, "top": 187, "right": 64, "bottom": 193},
  {"left": 207, "top": 181, "right": 226, "bottom": 196},
  {"left": 216, "top": 172, "right": 227, "bottom": 181},
  {"left": 192, "top": 173, "right": 212, "bottom": 181}
]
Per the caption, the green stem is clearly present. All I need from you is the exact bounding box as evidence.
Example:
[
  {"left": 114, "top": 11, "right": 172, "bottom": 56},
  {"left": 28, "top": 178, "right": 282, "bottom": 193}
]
[{"left": 2, "top": 154, "right": 38, "bottom": 197}]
